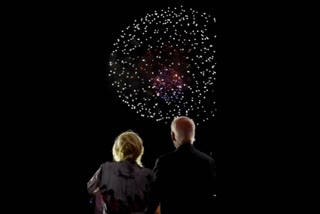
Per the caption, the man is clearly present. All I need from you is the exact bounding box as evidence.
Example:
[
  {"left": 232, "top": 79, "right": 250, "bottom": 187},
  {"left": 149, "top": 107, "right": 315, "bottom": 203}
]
[{"left": 146, "top": 116, "right": 217, "bottom": 214}]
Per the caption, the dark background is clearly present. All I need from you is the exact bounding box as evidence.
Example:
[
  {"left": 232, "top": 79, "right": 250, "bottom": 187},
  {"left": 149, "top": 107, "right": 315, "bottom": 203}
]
[
  {"left": 12, "top": 1, "right": 306, "bottom": 213},
  {"left": 69, "top": 2, "right": 229, "bottom": 212}
]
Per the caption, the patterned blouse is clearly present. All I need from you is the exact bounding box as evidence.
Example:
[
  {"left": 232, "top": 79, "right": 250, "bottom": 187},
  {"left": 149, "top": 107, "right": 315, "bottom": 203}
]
[{"left": 88, "top": 160, "right": 154, "bottom": 214}]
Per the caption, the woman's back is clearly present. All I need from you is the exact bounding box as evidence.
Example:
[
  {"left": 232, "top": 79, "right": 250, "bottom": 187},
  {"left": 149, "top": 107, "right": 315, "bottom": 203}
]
[
  {"left": 87, "top": 130, "right": 153, "bottom": 214},
  {"left": 100, "top": 160, "right": 153, "bottom": 213}
]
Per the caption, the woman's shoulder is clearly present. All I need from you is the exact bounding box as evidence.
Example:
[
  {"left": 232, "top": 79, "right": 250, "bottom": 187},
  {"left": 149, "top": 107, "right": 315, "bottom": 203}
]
[
  {"left": 139, "top": 166, "right": 153, "bottom": 176},
  {"left": 141, "top": 166, "right": 153, "bottom": 172},
  {"left": 136, "top": 166, "right": 153, "bottom": 182},
  {"left": 101, "top": 161, "right": 116, "bottom": 169}
]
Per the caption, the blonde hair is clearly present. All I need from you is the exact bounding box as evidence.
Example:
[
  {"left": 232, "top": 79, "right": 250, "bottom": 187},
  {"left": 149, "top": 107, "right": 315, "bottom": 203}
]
[{"left": 112, "top": 130, "right": 144, "bottom": 166}]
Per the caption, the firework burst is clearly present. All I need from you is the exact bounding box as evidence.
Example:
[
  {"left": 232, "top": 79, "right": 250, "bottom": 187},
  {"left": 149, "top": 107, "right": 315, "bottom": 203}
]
[{"left": 108, "top": 5, "right": 217, "bottom": 125}]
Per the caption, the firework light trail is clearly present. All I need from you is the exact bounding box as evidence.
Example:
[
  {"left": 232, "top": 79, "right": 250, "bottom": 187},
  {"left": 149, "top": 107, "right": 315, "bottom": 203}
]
[{"left": 108, "top": 5, "right": 217, "bottom": 125}]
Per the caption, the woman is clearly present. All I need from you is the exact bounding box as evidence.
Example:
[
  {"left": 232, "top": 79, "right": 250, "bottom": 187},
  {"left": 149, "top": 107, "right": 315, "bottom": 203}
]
[{"left": 87, "top": 130, "right": 154, "bottom": 214}]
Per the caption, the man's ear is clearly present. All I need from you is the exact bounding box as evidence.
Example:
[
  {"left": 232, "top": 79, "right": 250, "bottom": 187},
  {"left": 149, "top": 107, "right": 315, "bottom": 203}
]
[{"left": 171, "top": 131, "right": 176, "bottom": 141}]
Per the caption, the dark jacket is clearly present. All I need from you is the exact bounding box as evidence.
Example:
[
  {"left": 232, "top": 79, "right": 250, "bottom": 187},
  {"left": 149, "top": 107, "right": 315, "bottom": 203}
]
[
  {"left": 88, "top": 160, "right": 154, "bottom": 214},
  {"left": 146, "top": 143, "right": 216, "bottom": 214}
]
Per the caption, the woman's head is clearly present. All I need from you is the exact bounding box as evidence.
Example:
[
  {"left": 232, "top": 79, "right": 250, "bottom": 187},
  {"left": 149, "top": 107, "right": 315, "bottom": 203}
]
[{"left": 112, "top": 130, "right": 144, "bottom": 166}]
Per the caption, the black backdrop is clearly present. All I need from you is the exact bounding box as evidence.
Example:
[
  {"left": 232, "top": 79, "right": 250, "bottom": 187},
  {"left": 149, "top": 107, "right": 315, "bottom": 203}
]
[
  {"left": 18, "top": 1, "right": 296, "bottom": 213},
  {"left": 70, "top": 2, "right": 226, "bottom": 212}
]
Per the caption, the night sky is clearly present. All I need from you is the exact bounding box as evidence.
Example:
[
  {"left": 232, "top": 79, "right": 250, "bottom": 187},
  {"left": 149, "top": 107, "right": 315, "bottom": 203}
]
[
  {"left": 67, "top": 2, "right": 226, "bottom": 212},
  {"left": 24, "top": 1, "right": 295, "bottom": 213}
]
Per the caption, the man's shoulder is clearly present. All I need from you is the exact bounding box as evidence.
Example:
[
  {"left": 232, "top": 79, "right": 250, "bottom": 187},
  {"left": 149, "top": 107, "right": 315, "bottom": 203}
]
[
  {"left": 193, "top": 147, "right": 215, "bottom": 162},
  {"left": 156, "top": 150, "right": 175, "bottom": 162}
]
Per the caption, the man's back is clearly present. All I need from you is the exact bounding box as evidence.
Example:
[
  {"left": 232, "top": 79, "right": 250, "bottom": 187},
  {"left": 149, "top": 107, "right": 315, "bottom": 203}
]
[{"left": 151, "top": 143, "right": 216, "bottom": 214}]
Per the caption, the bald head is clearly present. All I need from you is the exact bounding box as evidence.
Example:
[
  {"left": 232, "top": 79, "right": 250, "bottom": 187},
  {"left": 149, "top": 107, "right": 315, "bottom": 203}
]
[{"left": 171, "top": 116, "right": 196, "bottom": 148}]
